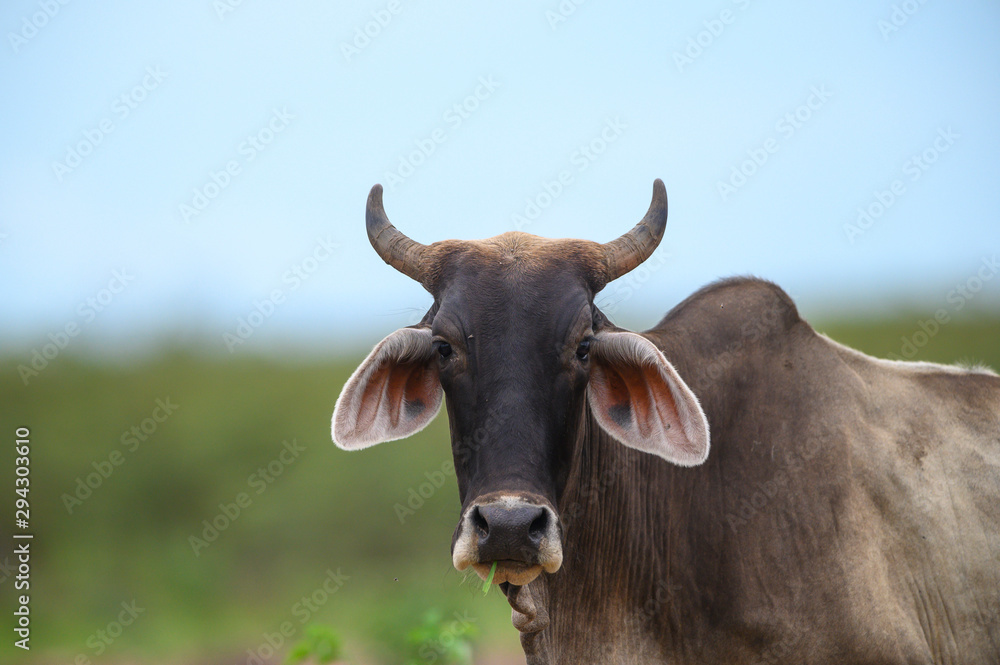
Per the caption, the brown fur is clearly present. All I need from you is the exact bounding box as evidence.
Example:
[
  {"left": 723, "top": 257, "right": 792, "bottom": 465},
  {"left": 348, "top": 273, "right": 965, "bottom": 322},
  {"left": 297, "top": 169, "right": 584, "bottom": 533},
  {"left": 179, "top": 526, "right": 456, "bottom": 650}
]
[
  {"left": 344, "top": 224, "right": 1000, "bottom": 663},
  {"left": 519, "top": 277, "right": 1000, "bottom": 663},
  {"left": 422, "top": 233, "right": 612, "bottom": 293}
]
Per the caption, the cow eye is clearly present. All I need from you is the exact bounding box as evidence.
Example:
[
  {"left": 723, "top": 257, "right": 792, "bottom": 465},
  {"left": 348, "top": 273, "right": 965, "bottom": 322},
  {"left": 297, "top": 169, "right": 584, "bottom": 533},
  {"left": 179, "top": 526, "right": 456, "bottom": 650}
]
[
  {"left": 575, "top": 340, "right": 590, "bottom": 361},
  {"left": 434, "top": 341, "right": 453, "bottom": 359}
]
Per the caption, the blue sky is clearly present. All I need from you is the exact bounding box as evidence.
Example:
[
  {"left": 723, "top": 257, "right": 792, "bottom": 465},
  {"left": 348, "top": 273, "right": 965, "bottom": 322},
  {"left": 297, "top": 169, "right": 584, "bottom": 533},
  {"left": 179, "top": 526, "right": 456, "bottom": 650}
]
[{"left": 1, "top": 0, "right": 998, "bottom": 357}]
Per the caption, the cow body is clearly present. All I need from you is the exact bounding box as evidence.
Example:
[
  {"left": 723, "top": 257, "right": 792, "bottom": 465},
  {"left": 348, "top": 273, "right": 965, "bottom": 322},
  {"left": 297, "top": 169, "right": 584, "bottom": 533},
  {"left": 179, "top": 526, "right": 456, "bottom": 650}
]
[
  {"left": 521, "top": 278, "right": 1000, "bottom": 664},
  {"left": 333, "top": 182, "right": 1000, "bottom": 664}
]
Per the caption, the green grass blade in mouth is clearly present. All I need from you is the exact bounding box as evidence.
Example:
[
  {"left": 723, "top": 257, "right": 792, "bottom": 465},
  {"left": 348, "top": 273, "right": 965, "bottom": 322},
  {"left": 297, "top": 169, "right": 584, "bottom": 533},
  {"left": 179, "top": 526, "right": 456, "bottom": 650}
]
[{"left": 483, "top": 561, "right": 498, "bottom": 595}]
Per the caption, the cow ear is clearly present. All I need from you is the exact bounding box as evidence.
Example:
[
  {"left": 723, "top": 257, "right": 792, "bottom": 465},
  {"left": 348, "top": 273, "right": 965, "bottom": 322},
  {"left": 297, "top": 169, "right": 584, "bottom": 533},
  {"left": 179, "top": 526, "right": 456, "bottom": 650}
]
[
  {"left": 333, "top": 327, "right": 443, "bottom": 450},
  {"left": 587, "top": 330, "right": 710, "bottom": 466}
]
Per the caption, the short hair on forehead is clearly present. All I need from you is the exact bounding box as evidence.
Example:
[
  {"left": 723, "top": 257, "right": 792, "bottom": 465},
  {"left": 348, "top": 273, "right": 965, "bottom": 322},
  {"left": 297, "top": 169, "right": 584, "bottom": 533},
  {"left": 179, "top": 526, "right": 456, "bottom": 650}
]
[{"left": 421, "top": 232, "right": 611, "bottom": 293}]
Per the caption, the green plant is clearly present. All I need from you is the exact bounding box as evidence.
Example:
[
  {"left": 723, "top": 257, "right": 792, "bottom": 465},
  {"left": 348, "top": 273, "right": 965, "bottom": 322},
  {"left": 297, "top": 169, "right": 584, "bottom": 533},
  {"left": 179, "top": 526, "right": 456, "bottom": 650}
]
[
  {"left": 403, "top": 609, "right": 479, "bottom": 665},
  {"left": 483, "top": 561, "right": 497, "bottom": 595},
  {"left": 285, "top": 624, "right": 343, "bottom": 664}
]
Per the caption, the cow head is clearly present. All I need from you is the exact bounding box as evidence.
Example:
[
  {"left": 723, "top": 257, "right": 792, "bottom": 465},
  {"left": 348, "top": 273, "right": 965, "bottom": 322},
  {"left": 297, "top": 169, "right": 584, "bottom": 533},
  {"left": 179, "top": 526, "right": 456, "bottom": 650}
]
[{"left": 333, "top": 180, "right": 709, "bottom": 588}]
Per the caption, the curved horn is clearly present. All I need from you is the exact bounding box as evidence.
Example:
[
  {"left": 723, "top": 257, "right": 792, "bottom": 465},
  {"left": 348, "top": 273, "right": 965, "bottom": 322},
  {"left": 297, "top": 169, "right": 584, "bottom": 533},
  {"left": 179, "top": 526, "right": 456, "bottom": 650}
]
[
  {"left": 603, "top": 179, "right": 668, "bottom": 282},
  {"left": 366, "top": 184, "right": 427, "bottom": 283}
]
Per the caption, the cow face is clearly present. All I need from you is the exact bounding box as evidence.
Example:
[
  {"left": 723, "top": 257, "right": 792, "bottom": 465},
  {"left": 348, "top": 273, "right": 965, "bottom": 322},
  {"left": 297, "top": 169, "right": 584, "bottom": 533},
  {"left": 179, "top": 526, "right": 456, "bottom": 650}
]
[{"left": 333, "top": 181, "right": 710, "bottom": 588}]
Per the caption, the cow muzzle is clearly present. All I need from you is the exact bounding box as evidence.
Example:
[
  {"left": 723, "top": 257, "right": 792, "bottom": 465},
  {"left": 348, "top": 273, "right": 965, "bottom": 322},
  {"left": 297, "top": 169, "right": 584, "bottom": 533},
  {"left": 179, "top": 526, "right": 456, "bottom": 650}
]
[{"left": 452, "top": 494, "right": 563, "bottom": 587}]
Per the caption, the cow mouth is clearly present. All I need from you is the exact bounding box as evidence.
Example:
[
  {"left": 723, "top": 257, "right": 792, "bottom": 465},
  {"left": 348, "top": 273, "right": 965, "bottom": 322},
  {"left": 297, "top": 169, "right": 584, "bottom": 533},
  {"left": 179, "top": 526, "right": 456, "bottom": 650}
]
[{"left": 471, "top": 560, "right": 545, "bottom": 587}]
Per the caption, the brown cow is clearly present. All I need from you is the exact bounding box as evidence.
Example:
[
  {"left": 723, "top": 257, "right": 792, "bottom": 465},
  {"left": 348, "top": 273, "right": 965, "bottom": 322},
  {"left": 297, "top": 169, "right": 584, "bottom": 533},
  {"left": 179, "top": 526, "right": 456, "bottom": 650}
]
[{"left": 333, "top": 180, "right": 1000, "bottom": 663}]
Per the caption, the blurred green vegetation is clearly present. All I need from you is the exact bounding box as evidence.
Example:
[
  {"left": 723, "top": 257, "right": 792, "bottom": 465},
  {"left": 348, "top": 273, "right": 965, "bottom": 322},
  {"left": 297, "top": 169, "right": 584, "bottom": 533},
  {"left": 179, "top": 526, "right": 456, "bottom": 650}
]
[
  {"left": 1, "top": 312, "right": 998, "bottom": 663},
  {"left": 286, "top": 624, "right": 343, "bottom": 664},
  {"left": 1, "top": 351, "right": 516, "bottom": 664}
]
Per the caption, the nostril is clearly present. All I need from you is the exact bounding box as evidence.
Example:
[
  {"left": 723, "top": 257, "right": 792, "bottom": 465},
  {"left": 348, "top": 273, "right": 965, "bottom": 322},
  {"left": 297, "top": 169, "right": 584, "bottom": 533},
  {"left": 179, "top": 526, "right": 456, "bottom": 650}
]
[
  {"left": 471, "top": 506, "right": 489, "bottom": 539},
  {"left": 528, "top": 509, "right": 548, "bottom": 542}
]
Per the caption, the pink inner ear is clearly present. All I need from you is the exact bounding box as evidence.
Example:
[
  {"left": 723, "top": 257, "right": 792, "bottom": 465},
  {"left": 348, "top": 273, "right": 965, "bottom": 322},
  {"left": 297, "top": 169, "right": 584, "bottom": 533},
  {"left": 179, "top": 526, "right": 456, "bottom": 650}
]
[
  {"left": 595, "top": 362, "right": 683, "bottom": 440},
  {"left": 643, "top": 365, "right": 686, "bottom": 437},
  {"left": 385, "top": 363, "right": 412, "bottom": 428},
  {"left": 365, "top": 360, "right": 437, "bottom": 431},
  {"left": 401, "top": 363, "right": 440, "bottom": 418},
  {"left": 355, "top": 362, "right": 391, "bottom": 433}
]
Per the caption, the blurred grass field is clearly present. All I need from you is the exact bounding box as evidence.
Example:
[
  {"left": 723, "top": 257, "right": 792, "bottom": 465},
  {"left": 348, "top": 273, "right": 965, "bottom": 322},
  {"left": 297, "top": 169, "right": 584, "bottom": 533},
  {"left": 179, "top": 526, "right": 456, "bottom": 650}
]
[{"left": 1, "top": 312, "right": 998, "bottom": 664}]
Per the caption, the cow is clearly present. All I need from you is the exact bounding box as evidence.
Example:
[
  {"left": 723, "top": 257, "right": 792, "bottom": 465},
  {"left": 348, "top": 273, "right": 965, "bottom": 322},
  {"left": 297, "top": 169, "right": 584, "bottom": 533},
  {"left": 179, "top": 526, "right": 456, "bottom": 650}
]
[{"left": 332, "top": 180, "right": 1000, "bottom": 664}]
